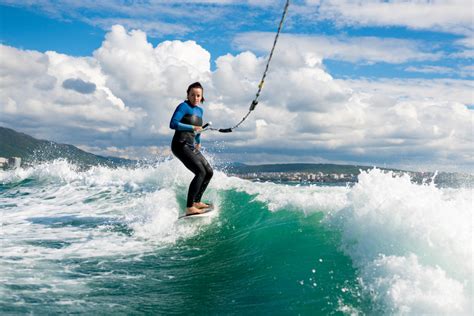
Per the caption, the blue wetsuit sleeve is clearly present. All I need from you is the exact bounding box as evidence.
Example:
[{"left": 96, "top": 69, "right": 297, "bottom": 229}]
[{"left": 169, "top": 103, "right": 194, "bottom": 131}]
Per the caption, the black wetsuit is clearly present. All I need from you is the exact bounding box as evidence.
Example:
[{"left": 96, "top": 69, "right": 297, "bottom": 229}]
[{"left": 170, "top": 101, "right": 213, "bottom": 208}]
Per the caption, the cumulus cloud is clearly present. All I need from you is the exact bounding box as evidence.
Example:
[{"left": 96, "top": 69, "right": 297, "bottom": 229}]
[
  {"left": 1, "top": 25, "right": 472, "bottom": 171},
  {"left": 201, "top": 35, "right": 473, "bottom": 170},
  {"left": 0, "top": 44, "right": 145, "bottom": 139},
  {"left": 93, "top": 25, "right": 211, "bottom": 139}
]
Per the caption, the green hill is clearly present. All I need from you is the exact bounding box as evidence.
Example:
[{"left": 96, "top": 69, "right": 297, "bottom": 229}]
[{"left": 0, "top": 126, "right": 132, "bottom": 167}]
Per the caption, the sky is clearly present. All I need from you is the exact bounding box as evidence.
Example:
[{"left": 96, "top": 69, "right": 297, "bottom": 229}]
[{"left": 0, "top": 0, "right": 473, "bottom": 172}]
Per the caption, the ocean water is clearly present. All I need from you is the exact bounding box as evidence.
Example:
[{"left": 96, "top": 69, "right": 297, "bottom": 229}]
[{"left": 0, "top": 159, "right": 472, "bottom": 315}]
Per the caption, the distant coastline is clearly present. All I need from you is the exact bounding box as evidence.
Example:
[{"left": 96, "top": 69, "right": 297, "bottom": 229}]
[
  {"left": 1, "top": 126, "right": 472, "bottom": 187},
  {"left": 225, "top": 164, "right": 473, "bottom": 188}
]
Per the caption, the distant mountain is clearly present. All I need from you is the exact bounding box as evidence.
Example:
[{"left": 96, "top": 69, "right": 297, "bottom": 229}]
[{"left": 0, "top": 126, "right": 133, "bottom": 167}]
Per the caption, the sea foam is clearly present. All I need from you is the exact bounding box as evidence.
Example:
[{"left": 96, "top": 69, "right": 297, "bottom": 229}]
[
  {"left": 1, "top": 160, "right": 472, "bottom": 314},
  {"left": 223, "top": 167, "right": 472, "bottom": 314},
  {"left": 328, "top": 169, "right": 471, "bottom": 314}
]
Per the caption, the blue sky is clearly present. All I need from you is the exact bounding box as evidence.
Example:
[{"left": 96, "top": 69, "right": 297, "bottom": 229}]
[{"left": 0, "top": 1, "right": 473, "bottom": 171}]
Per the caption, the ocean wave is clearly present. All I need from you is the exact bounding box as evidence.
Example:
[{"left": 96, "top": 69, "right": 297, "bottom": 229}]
[{"left": 1, "top": 160, "right": 472, "bottom": 314}]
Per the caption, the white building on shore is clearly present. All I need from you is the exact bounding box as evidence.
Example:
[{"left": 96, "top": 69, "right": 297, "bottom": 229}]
[
  {"left": 0, "top": 157, "right": 22, "bottom": 169},
  {"left": 0, "top": 157, "right": 7, "bottom": 169}
]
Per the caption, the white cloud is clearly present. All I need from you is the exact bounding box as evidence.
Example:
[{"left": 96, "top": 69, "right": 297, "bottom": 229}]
[
  {"left": 455, "top": 36, "right": 474, "bottom": 49},
  {"left": 458, "top": 65, "right": 474, "bottom": 78},
  {"left": 234, "top": 32, "right": 442, "bottom": 64},
  {"left": 1, "top": 25, "right": 473, "bottom": 171},
  {"left": 343, "top": 78, "right": 474, "bottom": 105},
  {"left": 87, "top": 18, "right": 191, "bottom": 38},
  {"left": 301, "top": 0, "right": 474, "bottom": 61},
  {"left": 405, "top": 65, "right": 455, "bottom": 76},
  {"left": 405, "top": 65, "right": 474, "bottom": 78},
  {"left": 0, "top": 44, "right": 144, "bottom": 135},
  {"left": 3, "top": 0, "right": 470, "bottom": 65},
  {"left": 0, "top": 0, "right": 271, "bottom": 37},
  {"left": 305, "top": 0, "right": 473, "bottom": 35},
  {"left": 405, "top": 65, "right": 452, "bottom": 74},
  {"left": 451, "top": 36, "right": 474, "bottom": 59},
  {"left": 93, "top": 25, "right": 211, "bottom": 139}
]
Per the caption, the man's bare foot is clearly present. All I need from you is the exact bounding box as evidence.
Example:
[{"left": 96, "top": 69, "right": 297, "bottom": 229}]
[
  {"left": 193, "top": 202, "right": 210, "bottom": 209},
  {"left": 186, "top": 206, "right": 205, "bottom": 216}
]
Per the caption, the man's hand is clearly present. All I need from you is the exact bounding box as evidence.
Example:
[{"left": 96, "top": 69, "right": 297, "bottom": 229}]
[{"left": 195, "top": 143, "right": 201, "bottom": 151}]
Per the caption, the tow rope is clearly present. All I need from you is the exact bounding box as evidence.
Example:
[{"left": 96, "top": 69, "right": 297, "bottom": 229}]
[{"left": 208, "top": 0, "right": 290, "bottom": 133}]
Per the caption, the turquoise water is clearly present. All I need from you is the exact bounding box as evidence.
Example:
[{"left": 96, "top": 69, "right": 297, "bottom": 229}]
[{"left": 0, "top": 160, "right": 472, "bottom": 314}]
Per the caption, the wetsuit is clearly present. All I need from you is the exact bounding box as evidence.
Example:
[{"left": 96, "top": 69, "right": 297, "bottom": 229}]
[{"left": 170, "top": 101, "right": 213, "bottom": 208}]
